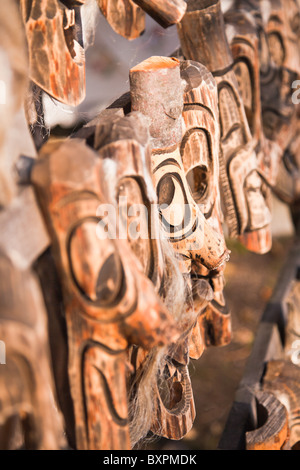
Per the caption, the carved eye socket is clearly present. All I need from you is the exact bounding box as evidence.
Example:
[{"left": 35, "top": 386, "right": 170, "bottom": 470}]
[
  {"left": 157, "top": 174, "right": 188, "bottom": 230},
  {"left": 68, "top": 219, "right": 124, "bottom": 306},
  {"left": 186, "top": 166, "right": 208, "bottom": 203},
  {"left": 157, "top": 175, "right": 176, "bottom": 207}
]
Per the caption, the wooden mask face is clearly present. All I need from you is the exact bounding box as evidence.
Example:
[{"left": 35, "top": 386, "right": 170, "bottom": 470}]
[
  {"left": 180, "top": 60, "right": 232, "bottom": 354},
  {"left": 20, "top": 0, "right": 86, "bottom": 106},
  {"left": 177, "top": 0, "right": 272, "bottom": 255},
  {"left": 30, "top": 138, "right": 179, "bottom": 449},
  {"left": 259, "top": 0, "right": 298, "bottom": 146},
  {"left": 261, "top": 0, "right": 300, "bottom": 204},
  {"left": 180, "top": 60, "right": 223, "bottom": 250},
  {"left": 130, "top": 56, "right": 229, "bottom": 276},
  {"left": 93, "top": 111, "right": 165, "bottom": 292},
  {"left": 224, "top": 0, "right": 300, "bottom": 207}
]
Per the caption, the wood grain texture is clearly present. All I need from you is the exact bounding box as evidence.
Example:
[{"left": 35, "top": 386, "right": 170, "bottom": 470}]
[
  {"left": 79, "top": 109, "right": 196, "bottom": 442},
  {"left": 20, "top": 0, "right": 86, "bottom": 106},
  {"left": 130, "top": 56, "right": 229, "bottom": 273},
  {"left": 132, "top": 0, "right": 187, "bottom": 28},
  {"left": 180, "top": 60, "right": 232, "bottom": 355},
  {"left": 97, "top": 0, "right": 145, "bottom": 39},
  {"left": 0, "top": 244, "right": 64, "bottom": 449},
  {"left": 246, "top": 391, "right": 290, "bottom": 450},
  {"left": 178, "top": 0, "right": 272, "bottom": 255},
  {"left": 94, "top": 110, "right": 165, "bottom": 291},
  {"left": 0, "top": 0, "right": 29, "bottom": 206},
  {"left": 263, "top": 360, "right": 300, "bottom": 449},
  {"left": 31, "top": 138, "right": 179, "bottom": 449}
]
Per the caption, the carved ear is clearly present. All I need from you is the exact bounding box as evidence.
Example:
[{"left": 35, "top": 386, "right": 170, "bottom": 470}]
[{"left": 20, "top": 0, "right": 86, "bottom": 106}]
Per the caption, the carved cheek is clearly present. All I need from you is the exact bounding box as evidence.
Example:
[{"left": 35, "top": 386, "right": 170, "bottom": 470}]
[{"left": 68, "top": 219, "right": 125, "bottom": 307}]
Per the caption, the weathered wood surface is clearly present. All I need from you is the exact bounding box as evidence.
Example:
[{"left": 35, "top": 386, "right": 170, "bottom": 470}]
[
  {"left": 97, "top": 0, "right": 145, "bottom": 39},
  {"left": 285, "top": 280, "right": 300, "bottom": 363},
  {"left": 30, "top": 138, "right": 180, "bottom": 449},
  {"left": 0, "top": 0, "right": 29, "bottom": 206},
  {"left": 245, "top": 391, "right": 290, "bottom": 450},
  {"left": 0, "top": 173, "right": 64, "bottom": 450},
  {"left": 20, "top": 0, "right": 86, "bottom": 106},
  {"left": 0, "top": 250, "right": 65, "bottom": 450},
  {"left": 128, "top": 55, "right": 232, "bottom": 439},
  {"left": 263, "top": 360, "right": 300, "bottom": 449},
  {"left": 224, "top": 1, "right": 281, "bottom": 188},
  {"left": 130, "top": 56, "right": 229, "bottom": 272},
  {"left": 219, "top": 238, "right": 300, "bottom": 450},
  {"left": 178, "top": 0, "right": 272, "bottom": 255},
  {"left": 180, "top": 59, "right": 232, "bottom": 353}
]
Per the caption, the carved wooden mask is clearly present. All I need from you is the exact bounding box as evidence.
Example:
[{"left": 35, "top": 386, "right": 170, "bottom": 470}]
[
  {"left": 130, "top": 56, "right": 229, "bottom": 276},
  {"left": 262, "top": 0, "right": 300, "bottom": 205},
  {"left": 0, "top": 188, "right": 65, "bottom": 449},
  {"left": 20, "top": 0, "right": 86, "bottom": 106},
  {"left": 180, "top": 60, "right": 231, "bottom": 355},
  {"left": 177, "top": 0, "right": 272, "bottom": 255},
  {"left": 93, "top": 110, "right": 165, "bottom": 293},
  {"left": 30, "top": 138, "right": 179, "bottom": 449},
  {"left": 91, "top": 110, "right": 197, "bottom": 442}
]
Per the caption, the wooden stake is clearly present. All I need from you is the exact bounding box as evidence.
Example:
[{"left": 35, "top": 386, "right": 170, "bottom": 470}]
[{"left": 131, "top": 0, "right": 187, "bottom": 28}]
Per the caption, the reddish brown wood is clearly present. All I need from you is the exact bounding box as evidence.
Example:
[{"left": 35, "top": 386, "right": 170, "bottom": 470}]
[
  {"left": 0, "top": 188, "right": 65, "bottom": 450},
  {"left": 131, "top": 0, "right": 187, "bottom": 28},
  {"left": 97, "top": 0, "right": 145, "bottom": 39},
  {"left": 128, "top": 56, "right": 232, "bottom": 439},
  {"left": 246, "top": 391, "right": 290, "bottom": 450},
  {"left": 20, "top": 0, "right": 86, "bottom": 106},
  {"left": 94, "top": 111, "right": 165, "bottom": 291},
  {"left": 0, "top": 0, "right": 29, "bottom": 206},
  {"left": 177, "top": 0, "right": 273, "bottom": 255},
  {"left": 31, "top": 138, "right": 179, "bottom": 449},
  {"left": 80, "top": 109, "right": 196, "bottom": 442}
]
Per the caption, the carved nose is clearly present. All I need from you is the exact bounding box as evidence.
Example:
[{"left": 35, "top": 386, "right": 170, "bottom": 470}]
[
  {"left": 201, "top": 216, "right": 230, "bottom": 271},
  {"left": 189, "top": 210, "right": 230, "bottom": 271}
]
